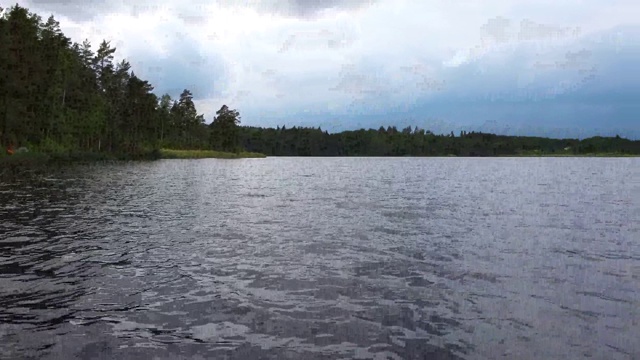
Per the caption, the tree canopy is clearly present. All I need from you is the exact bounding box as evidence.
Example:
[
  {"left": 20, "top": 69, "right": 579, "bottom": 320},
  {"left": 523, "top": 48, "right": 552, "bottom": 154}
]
[
  {"left": 0, "top": 4, "right": 217, "bottom": 156},
  {"left": 234, "top": 127, "right": 640, "bottom": 157},
  {"left": 209, "top": 105, "right": 241, "bottom": 152},
  {"left": 1, "top": 4, "right": 637, "bottom": 159}
]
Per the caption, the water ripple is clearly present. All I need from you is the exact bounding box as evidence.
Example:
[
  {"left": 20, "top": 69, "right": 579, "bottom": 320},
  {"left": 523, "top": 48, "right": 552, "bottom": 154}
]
[{"left": 1, "top": 157, "right": 638, "bottom": 359}]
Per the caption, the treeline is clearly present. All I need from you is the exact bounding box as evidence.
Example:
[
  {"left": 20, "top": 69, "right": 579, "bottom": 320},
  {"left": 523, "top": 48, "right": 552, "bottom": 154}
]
[
  {"left": 1, "top": 5, "right": 637, "bottom": 159},
  {"left": 0, "top": 4, "right": 235, "bottom": 156},
  {"left": 238, "top": 126, "right": 640, "bottom": 156}
]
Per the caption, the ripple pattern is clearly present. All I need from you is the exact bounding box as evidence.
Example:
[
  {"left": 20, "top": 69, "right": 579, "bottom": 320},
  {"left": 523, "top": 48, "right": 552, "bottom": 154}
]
[{"left": 1, "top": 158, "right": 639, "bottom": 359}]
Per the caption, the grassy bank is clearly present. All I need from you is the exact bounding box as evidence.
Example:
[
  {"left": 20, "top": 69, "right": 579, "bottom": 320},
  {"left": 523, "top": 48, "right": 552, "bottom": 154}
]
[
  {"left": 0, "top": 150, "right": 157, "bottom": 165},
  {"left": 2, "top": 149, "right": 633, "bottom": 170},
  {"left": 509, "top": 151, "right": 638, "bottom": 157},
  {"left": 158, "top": 149, "right": 266, "bottom": 159},
  {"left": 0, "top": 148, "right": 266, "bottom": 167}
]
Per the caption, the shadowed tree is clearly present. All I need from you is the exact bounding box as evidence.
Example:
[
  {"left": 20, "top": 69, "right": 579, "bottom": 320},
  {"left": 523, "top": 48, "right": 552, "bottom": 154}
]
[
  {"left": 209, "top": 105, "right": 241, "bottom": 152},
  {"left": 0, "top": 4, "right": 216, "bottom": 155}
]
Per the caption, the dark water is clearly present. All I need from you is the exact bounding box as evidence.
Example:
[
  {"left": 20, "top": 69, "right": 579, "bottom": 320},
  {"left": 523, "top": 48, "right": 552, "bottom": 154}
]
[{"left": 0, "top": 158, "right": 638, "bottom": 360}]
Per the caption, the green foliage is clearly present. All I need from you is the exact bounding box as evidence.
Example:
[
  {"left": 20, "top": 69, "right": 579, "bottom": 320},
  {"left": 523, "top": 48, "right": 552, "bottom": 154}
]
[
  {"left": 236, "top": 127, "right": 640, "bottom": 157},
  {"left": 0, "top": 4, "right": 213, "bottom": 157},
  {"left": 36, "top": 137, "right": 71, "bottom": 154},
  {"left": 159, "top": 149, "right": 265, "bottom": 159},
  {"left": 209, "top": 105, "right": 241, "bottom": 152},
  {"left": 0, "top": 4, "right": 637, "bottom": 161}
]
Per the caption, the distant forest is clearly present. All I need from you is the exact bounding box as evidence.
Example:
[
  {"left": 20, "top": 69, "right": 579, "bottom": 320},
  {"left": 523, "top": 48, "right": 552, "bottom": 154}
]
[
  {"left": 237, "top": 127, "right": 640, "bottom": 156},
  {"left": 1, "top": 5, "right": 638, "bottom": 158}
]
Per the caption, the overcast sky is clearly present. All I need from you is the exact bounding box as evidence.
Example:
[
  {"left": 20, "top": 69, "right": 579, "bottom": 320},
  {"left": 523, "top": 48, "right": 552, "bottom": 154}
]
[{"left": 14, "top": 0, "right": 640, "bottom": 138}]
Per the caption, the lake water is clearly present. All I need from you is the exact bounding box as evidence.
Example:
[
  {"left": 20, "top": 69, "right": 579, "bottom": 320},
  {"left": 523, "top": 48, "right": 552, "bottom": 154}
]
[{"left": 0, "top": 157, "right": 638, "bottom": 359}]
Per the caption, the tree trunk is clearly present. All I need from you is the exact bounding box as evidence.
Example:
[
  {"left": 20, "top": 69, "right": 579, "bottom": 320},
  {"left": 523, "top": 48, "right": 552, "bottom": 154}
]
[{"left": 1, "top": 94, "right": 6, "bottom": 145}]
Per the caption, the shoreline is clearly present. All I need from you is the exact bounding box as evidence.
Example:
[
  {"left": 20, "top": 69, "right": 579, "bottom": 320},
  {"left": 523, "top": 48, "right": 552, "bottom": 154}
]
[
  {"left": 1, "top": 151, "right": 635, "bottom": 179},
  {"left": 0, "top": 149, "right": 267, "bottom": 167},
  {"left": 158, "top": 149, "right": 266, "bottom": 159},
  {"left": 1, "top": 151, "right": 635, "bottom": 167},
  {"left": 0, "top": 149, "right": 267, "bottom": 179}
]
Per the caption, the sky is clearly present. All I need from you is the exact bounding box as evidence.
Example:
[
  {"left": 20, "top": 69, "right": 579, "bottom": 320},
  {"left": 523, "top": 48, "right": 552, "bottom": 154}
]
[{"left": 13, "top": 0, "right": 640, "bottom": 138}]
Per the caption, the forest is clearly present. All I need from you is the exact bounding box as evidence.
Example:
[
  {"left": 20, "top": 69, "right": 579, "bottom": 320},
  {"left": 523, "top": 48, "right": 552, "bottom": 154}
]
[
  {"left": 0, "top": 4, "right": 229, "bottom": 158},
  {"left": 1, "top": 4, "right": 638, "bottom": 160},
  {"left": 237, "top": 127, "right": 640, "bottom": 157}
]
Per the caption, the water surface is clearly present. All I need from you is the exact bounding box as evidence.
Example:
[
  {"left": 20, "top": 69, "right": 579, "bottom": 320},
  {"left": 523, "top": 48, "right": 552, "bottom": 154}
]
[{"left": 1, "top": 157, "right": 638, "bottom": 359}]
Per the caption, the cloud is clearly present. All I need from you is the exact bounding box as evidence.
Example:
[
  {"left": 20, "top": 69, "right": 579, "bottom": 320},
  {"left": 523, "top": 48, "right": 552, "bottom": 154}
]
[
  {"left": 12, "top": 0, "right": 640, "bottom": 137},
  {"left": 256, "top": 0, "right": 377, "bottom": 19},
  {"left": 21, "top": 0, "right": 378, "bottom": 21},
  {"left": 20, "top": 0, "right": 121, "bottom": 21}
]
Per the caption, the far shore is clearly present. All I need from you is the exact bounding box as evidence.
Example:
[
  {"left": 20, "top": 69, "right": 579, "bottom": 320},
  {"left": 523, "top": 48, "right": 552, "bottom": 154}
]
[
  {"left": 2, "top": 150, "right": 636, "bottom": 168},
  {"left": 0, "top": 148, "right": 267, "bottom": 167},
  {"left": 158, "top": 149, "right": 266, "bottom": 159}
]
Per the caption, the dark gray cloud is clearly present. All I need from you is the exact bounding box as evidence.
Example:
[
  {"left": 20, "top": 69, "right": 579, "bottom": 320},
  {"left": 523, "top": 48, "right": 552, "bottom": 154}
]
[
  {"left": 22, "top": 0, "right": 188, "bottom": 21},
  {"left": 258, "top": 24, "right": 640, "bottom": 139},
  {"left": 15, "top": 0, "right": 640, "bottom": 138},
  {"left": 266, "top": 0, "right": 376, "bottom": 18},
  {"left": 21, "top": 0, "right": 377, "bottom": 21},
  {"left": 126, "top": 35, "right": 228, "bottom": 100},
  {"left": 20, "top": 0, "right": 114, "bottom": 21}
]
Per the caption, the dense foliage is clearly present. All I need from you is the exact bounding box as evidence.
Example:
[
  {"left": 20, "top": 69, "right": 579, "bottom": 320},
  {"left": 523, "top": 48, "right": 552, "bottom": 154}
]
[
  {"left": 209, "top": 105, "right": 242, "bottom": 152},
  {"left": 238, "top": 127, "right": 640, "bottom": 156},
  {"left": 1, "top": 4, "right": 638, "bottom": 159},
  {"left": 0, "top": 5, "right": 230, "bottom": 156}
]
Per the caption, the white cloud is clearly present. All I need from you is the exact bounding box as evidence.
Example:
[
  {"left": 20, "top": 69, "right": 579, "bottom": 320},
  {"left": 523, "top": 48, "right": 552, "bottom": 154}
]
[{"left": 13, "top": 0, "right": 640, "bottom": 135}]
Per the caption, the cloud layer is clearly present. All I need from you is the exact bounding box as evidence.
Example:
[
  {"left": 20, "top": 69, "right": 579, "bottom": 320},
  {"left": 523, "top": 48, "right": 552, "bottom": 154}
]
[{"left": 16, "top": 0, "right": 640, "bottom": 138}]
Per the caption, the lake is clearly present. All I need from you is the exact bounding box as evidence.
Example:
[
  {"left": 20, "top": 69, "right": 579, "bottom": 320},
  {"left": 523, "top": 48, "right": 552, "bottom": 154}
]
[{"left": 1, "top": 157, "right": 638, "bottom": 359}]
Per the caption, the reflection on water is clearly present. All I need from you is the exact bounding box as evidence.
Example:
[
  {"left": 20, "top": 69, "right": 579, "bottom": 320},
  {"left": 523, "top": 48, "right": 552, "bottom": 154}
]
[{"left": 1, "top": 158, "right": 639, "bottom": 359}]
